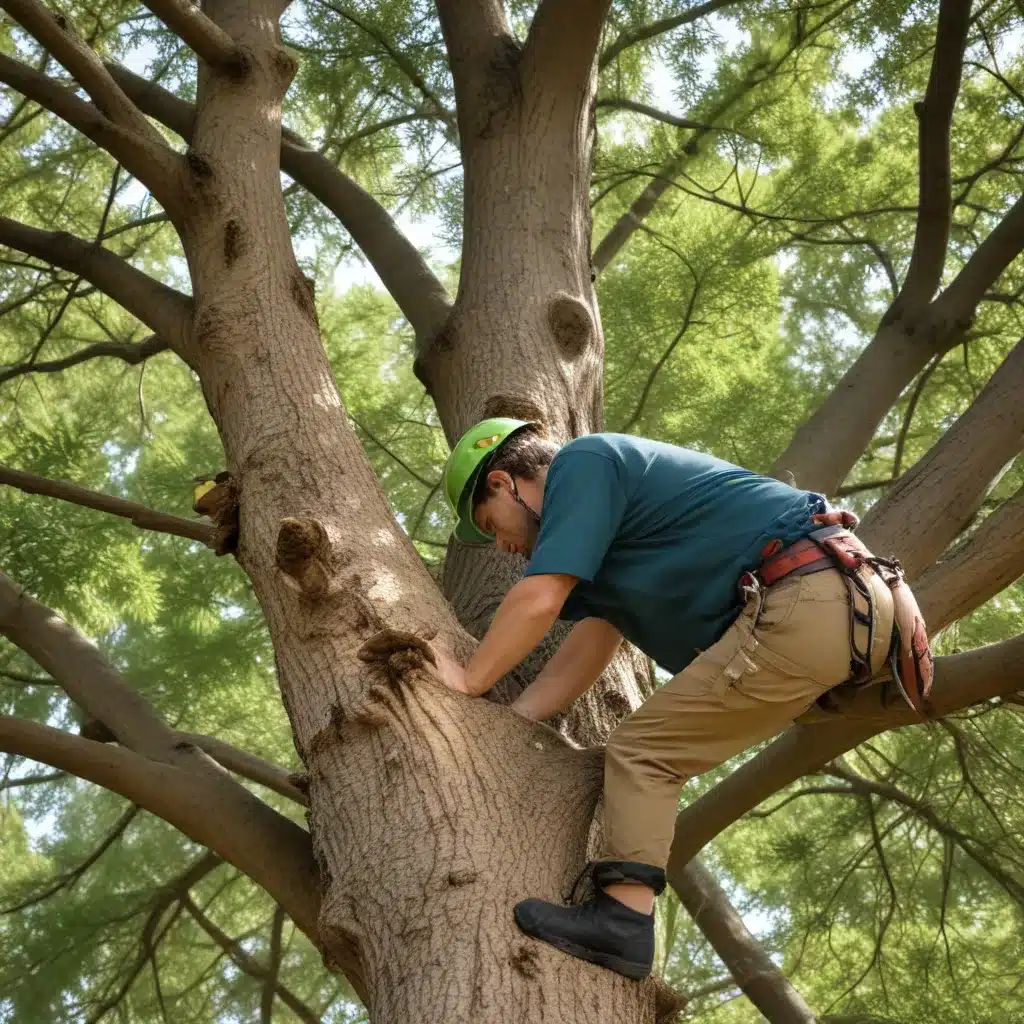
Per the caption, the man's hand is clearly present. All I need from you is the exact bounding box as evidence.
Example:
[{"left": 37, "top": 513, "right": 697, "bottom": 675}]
[{"left": 428, "top": 645, "right": 471, "bottom": 694}]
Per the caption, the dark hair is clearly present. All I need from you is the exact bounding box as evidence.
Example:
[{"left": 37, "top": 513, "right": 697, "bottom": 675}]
[{"left": 472, "top": 426, "right": 559, "bottom": 507}]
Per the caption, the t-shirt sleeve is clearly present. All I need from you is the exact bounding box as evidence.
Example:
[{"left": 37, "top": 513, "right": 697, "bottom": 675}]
[{"left": 524, "top": 450, "right": 628, "bottom": 583}]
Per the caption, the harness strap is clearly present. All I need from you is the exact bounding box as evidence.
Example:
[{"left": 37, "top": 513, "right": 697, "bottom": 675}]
[{"left": 751, "top": 514, "right": 933, "bottom": 716}]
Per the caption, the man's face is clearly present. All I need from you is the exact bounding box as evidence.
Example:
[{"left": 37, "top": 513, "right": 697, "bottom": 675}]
[{"left": 472, "top": 472, "right": 540, "bottom": 557}]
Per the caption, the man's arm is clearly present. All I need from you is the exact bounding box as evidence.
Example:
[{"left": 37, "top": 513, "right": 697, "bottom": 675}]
[
  {"left": 511, "top": 617, "right": 623, "bottom": 722},
  {"left": 453, "top": 573, "right": 580, "bottom": 697}
]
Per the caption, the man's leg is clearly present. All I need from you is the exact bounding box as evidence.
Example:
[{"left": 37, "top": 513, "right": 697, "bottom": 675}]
[
  {"left": 603, "top": 568, "right": 858, "bottom": 875},
  {"left": 515, "top": 569, "right": 885, "bottom": 978}
]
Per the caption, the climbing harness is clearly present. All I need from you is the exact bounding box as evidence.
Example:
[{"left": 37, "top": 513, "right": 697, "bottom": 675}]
[{"left": 744, "top": 510, "right": 934, "bottom": 715}]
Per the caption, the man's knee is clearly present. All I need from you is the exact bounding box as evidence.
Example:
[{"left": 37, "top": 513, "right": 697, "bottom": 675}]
[{"left": 606, "top": 702, "right": 661, "bottom": 758}]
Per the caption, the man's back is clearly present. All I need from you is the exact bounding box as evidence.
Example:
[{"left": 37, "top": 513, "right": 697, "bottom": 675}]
[{"left": 524, "top": 433, "right": 824, "bottom": 672}]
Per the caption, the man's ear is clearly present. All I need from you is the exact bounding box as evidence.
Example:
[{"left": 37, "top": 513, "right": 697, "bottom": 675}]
[{"left": 486, "top": 469, "right": 513, "bottom": 495}]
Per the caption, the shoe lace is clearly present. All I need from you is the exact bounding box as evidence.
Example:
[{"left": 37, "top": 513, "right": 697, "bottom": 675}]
[{"left": 562, "top": 860, "right": 595, "bottom": 905}]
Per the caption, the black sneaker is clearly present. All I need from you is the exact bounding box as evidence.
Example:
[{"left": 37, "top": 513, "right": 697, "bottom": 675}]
[{"left": 513, "top": 860, "right": 665, "bottom": 980}]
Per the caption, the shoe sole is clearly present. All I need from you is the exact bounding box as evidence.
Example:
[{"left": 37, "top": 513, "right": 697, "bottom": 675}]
[{"left": 543, "top": 935, "right": 651, "bottom": 980}]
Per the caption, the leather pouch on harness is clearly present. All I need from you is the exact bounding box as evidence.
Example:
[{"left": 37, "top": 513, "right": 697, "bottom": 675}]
[{"left": 808, "top": 517, "right": 934, "bottom": 716}]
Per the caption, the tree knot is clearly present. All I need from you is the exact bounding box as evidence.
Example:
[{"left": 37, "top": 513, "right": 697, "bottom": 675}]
[
  {"left": 357, "top": 628, "right": 437, "bottom": 673},
  {"left": 271, "top": 45, "right": 299, "bottom": 85},
  {"left": 192, "top": 472, "right": 239, "bottom": 555},
  {"left": 185, "top": 150, "right": 214, "bottom": 182},
  {"left": 276, "top": 517, "right": 333, "bottom": 599},
  {"left": 547, "top": 293, "right": 594, "bottom": 358},
  {"left": 290, "top": 270, "right": 318, "bottom": 325},
  {"left": 223, "top": 219, "right": 243, "bottom": 266},
  {"left": 650, "top": 975, "right": 687, "bottom": 1023}
]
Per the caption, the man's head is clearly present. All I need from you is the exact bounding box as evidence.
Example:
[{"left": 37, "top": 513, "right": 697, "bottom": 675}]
[
  {"left": 470, "top": 426, "right": 558, "bottom": 556},
  {"left": 443, "top": 419, "right": 558, "bottom": 554}
]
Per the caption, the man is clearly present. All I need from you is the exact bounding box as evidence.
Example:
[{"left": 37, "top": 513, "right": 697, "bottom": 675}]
[{"left": 439, "top": 417, "right": 925, "bottom": 981}]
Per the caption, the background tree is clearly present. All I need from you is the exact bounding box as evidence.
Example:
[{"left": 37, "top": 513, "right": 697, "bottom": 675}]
[{"left": 1, "top": 0, "right": 1022, "bottom": 1019}]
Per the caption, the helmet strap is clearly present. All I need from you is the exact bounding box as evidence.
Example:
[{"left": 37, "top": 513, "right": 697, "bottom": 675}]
[{"left": 510, "top": 478, "right": 541, "bottom": 525}]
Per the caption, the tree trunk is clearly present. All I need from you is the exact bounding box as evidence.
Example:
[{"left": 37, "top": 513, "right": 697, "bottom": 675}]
[
  {"left": 416, "top": 12, "right": 652, "bottom": 746},
  {"left": 174, "top": 1, "right": 659, "bottom": 1019}
]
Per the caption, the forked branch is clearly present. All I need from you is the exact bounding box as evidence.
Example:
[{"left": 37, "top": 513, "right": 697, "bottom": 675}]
[
  {"left": 887, "top": 0, "right": 974, "bottom": 320},
  {"left": 104, "top": 62, "right": 452, "bottom": 342},
  {"left": 138, "top": 0, "right": 244, "bottom": 71},
  {"left": 914, "top": 485, "right": 1024, "bottom": 632},
  {"left": 0, "top": 53, "right": 182, "bottom": 206},
  {"left": 0, "top": 0, "right": 165, "bottom": 145}
]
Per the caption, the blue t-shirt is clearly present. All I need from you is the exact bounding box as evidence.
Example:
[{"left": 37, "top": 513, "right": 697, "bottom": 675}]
[{"left": 524, "top": 434, "right": 826, "bottom": 673}]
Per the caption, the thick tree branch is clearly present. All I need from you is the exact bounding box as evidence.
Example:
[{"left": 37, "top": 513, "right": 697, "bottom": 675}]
[
  {"left": 932, "top": 195, "right": 1024, "bottom": 326},
  {"left": 674, "top": 860, "right": 815, "bottom": 1023},
  {"left": 0, "top": 0, "right": 150, "bottom": 133},
  {"left": 600, "top": 0, "right": 746, "bottom": 68},
  {"left": 433, "top": 0, "right": 513, "bottom": 140},
  {"left": 0, "top": 0, "right": 166, "bottom": 146},
  {"left": 0, "top": 466, "right": 214, "bottom": 545},
  {"left": 0, "top": 334, "right": 169, "bottom": 385},
  {"left": 0, "top": 715, "right": 323, "bottom": 941},
  {"left": 773, "top": 193, "right": 1024, "bottom": 496},
  {"left": 0, "top": 53, "right": 181, "bottom": 205},
  {"left": 521, "top": 0, "right": 609, "bottom": 99},
  {"left": 666, "top": 632, "right": 1024, "bottom": 872},
  {"left": 859, "top": 336, "right": 1024, "bottom": 578},
  {"left": 0, "top": 570, "right": 220, "bottom": 765},
  {"left": 180, "top": 731, "right": 309, "bottom": 805},
  {"left": 914, "top": 485, "right": 1024, "bottom": 632},
  {"left": 887, "top": 0, "right": 974, "bottom": 321},
  {"left": 184, "top": 897, "right": 321, "bottom": 1023},
  {"left": 138, "top": 0, "right": 244, "bottom": 71},
  {"left": 0, "top": 215, "right": 194, "bottom": 362},
  {"left": 104, "top": 62, "right": 452, "bottom": 343}
]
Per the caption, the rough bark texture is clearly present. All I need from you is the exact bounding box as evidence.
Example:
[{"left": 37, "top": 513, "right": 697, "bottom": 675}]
[{"left": 166, "top": 0, "right": 659, "bottom": 1017}]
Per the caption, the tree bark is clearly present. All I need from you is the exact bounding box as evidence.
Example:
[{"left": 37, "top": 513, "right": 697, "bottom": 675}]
[
  {"left": 418, "top": 0, "right": 655, "bottom": 749},
  {"left": 913, "top": 484, "right": 1024, "bottom": 632},
  {"left": 154, "top": 0, "right": 662, "bottom": 1016},
  {"left": 673, "top": 860, "right": 815, "bottom": 1023},
  {"left": 859, "top": 336, "right": 1024, "bottom": 577}
]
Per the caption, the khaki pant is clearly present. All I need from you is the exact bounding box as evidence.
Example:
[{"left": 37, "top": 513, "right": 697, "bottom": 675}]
[{"left": 603, "top": 567, "right": 894, "bottom": 869}]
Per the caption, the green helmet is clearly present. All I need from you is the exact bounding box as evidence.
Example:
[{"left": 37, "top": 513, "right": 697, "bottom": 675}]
[{"left": 443, "top": 418, "right": 534, "bottom": 545}]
